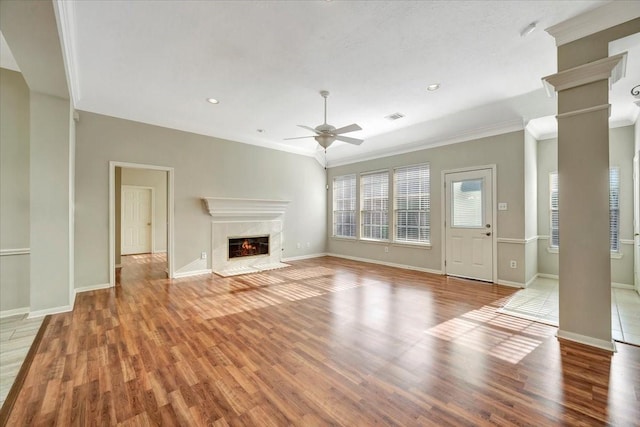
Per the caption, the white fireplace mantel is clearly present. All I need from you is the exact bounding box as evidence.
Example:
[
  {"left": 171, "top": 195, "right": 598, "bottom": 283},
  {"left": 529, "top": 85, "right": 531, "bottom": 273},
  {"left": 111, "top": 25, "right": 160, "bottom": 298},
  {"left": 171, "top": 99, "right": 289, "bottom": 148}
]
[{"left": 202, "top": 197, "right": 290, "bottom": 220}]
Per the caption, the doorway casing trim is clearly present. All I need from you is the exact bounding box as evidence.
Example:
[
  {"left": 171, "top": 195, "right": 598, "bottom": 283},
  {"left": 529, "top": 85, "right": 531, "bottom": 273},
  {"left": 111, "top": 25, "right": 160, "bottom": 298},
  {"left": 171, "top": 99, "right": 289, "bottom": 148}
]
[
  {"left": 440, "top": 164, "right": 498, "bottom": 283},
  {"left": 109, "top": 161, "right": 175, "bottom": 286}
]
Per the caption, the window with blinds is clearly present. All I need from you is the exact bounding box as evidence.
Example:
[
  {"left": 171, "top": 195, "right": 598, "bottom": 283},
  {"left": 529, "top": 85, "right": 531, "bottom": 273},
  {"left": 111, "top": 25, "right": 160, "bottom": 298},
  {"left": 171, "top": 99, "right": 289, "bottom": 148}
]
[
  {"left": 610, "top": 167, "right": 620, "bottom": 252},
  {"left": 361, "top": 171, "right": 389, "bottom": 240},
  {"left": 333, "top": 174, "right": 356, "bottom": 238},
  {"left": 394, "top": 164, "right": 430, "bottom": 243},
  {"left": 549, "top": 168, "right": 619, "bottom": 251}
]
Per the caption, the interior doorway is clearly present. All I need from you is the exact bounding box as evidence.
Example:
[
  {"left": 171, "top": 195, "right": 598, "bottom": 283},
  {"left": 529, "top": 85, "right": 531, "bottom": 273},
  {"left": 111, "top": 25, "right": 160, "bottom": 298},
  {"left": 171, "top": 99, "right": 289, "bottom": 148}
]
[
  {"left": 109, "top": 161, "right": 174, "bottom": 287},
  {"left": 442, "top": 166, "right": 497, "bottom": 282},
  {"left": 121, "top": 185, "right": 153, "bottom": 255}
]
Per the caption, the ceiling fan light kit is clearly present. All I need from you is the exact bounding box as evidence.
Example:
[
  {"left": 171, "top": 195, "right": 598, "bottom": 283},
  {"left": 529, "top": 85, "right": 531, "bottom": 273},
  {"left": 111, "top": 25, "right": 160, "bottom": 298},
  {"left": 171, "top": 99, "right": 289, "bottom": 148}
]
[{"left": 285, "top": 90, "right": 364, "bottom": 150}]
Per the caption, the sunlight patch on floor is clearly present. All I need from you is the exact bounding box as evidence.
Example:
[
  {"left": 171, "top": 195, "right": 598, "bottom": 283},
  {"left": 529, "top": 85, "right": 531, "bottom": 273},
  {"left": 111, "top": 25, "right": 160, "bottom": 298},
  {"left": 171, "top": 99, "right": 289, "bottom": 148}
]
[{"left": 424, "top": 304, "right": 553, "bottom": 364}]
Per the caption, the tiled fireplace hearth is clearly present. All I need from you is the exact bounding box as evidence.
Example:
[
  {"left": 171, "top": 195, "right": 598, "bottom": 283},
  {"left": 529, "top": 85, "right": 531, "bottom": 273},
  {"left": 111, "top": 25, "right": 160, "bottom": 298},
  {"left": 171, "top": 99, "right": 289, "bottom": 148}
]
[{"left": 202, "top": 197, "right": 290, "bottom": 277}]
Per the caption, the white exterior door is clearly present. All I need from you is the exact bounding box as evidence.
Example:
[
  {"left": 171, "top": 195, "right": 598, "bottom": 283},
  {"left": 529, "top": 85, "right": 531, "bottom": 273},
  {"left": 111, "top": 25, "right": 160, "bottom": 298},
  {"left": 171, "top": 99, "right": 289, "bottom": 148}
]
[
  {"left": 444, "top": 169, "right": 494, "bottom": 282},
  {"left": 121, "top": 186, "right": 152, "bottom": 255}
]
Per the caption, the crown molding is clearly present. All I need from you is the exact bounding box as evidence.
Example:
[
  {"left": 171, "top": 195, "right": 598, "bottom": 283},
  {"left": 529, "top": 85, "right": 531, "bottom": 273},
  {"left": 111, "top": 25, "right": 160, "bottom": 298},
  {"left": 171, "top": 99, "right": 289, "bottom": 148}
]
[
  {"left": 545, "top": 2, "right": 640, "bottom": 47},
  {"left": 53, "top": 0, "right": 81, "bottom": 105},
  {"left": 542, "top": 52, "right": 627, "bottom": 96},
  {"left": 328, "top": 118, "right": 524, "bottom": 168}
]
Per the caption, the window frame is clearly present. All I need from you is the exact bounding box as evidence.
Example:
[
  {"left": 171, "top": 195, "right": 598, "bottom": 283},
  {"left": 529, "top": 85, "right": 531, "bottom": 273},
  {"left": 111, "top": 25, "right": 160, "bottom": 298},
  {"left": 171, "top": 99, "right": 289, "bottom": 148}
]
[
  {"left": 393, "top": 163, "right": 431, "bottom": 245},
  {"left": 332, "top": 174, "right": 357, "bottom": 239},
  {"left": 360, "top": 170, "right": 390, "bottom": 242}
]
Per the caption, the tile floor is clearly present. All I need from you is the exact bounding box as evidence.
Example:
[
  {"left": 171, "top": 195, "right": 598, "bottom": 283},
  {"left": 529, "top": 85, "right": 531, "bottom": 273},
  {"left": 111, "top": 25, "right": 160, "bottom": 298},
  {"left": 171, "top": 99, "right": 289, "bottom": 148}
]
[
  {"left": 0, "top": 314, "right": 43, "bottom": 407},
  {"left": 499, "top": 277, "right": 640, "bottom": 346}
]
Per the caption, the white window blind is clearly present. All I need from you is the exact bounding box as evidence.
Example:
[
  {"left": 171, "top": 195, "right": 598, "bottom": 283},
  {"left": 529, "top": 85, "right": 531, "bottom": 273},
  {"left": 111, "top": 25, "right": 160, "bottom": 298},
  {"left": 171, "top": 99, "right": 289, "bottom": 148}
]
[
  {"left": 333, "top": 174, "right": 356, "bottom": 238},
  {"left": 394, "top": 164, "right": 430, "bottom": 243},
  {"left": 610, "top": 167, "right": 620, "bottom": 252},
  {"left": 452, "top": 179, "right": 483, "bottom": 228},
  {"left": 361, "top": 171, "right": 389, "bottom": 240},
  {"left": 549, "top": 168, "right": 619, "bottom": 251},
  {"left": 550, "top": 172, "right": 559, "bottom": 247}
]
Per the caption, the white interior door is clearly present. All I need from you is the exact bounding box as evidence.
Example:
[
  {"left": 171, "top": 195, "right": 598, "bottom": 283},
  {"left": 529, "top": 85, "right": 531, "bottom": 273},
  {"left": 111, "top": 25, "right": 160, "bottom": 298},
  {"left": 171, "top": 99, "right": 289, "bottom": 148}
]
[
  {"left": 634, "top": 153, "right": 639, "bottom": 293},
  {"left": 121, "top": 186, "right": 152, "bottom": 255},
  {"left": 445, "top": 169, "right": 494, "bottom": 282}
]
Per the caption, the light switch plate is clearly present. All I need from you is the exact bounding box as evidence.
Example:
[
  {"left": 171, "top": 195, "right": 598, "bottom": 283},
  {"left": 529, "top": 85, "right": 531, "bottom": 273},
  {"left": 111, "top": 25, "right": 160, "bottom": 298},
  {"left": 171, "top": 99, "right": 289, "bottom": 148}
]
[{"left": 498, "top": 202, "right": 508, "bottom": 211}]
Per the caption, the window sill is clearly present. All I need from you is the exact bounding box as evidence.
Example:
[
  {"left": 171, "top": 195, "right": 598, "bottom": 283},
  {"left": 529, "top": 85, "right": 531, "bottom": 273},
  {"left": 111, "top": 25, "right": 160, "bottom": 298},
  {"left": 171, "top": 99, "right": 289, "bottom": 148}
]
[
  {"left": 392, "top": 241, "right": 432, "bottom": 249},
  {"left": 331, "top": 236, "right": 431, "bottom": 249},
  {"left": 331, "top": 236, "right": 357, "bottom": 242}
]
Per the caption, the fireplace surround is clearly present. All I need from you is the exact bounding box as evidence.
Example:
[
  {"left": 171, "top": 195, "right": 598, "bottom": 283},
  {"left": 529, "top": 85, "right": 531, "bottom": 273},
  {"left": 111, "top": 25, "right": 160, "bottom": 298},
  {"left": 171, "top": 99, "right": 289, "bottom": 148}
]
[{"left": 203, "top": 198, "right": 290, "bottom": 276}]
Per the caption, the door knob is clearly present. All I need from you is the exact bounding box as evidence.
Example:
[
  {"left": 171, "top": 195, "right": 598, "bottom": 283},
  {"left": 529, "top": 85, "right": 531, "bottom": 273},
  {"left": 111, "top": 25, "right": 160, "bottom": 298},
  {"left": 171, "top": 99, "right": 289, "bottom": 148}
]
[
  {"left": 485, "top": 224, "right": 491, "bottom": 228},
  {"left": 485, "top": 232, "right": 491, "bottom": 236}
]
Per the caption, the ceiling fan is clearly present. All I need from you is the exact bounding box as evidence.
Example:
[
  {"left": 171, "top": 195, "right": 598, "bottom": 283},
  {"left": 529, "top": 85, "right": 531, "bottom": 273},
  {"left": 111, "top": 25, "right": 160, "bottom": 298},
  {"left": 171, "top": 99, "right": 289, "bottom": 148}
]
[{"left": 285, "top": 90, "right": 363, "bottom": 149}]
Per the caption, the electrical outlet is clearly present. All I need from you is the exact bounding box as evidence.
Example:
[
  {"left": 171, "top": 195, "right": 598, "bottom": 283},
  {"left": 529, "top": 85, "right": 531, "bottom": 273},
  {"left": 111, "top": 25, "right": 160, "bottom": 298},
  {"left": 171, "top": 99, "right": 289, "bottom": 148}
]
[
  {"left": 384, "top": 246, "right": 389, "bottom": 253},
  {"left": 201, "top": 252, "right": 207, "bottom": 260},
  {"left": 296, "top": 243, "right": 301, "bottom": 249},
  {"left": 306, "top": 242, "right": 310, "bottom": 248},
  {"left": 510, "top": 260, "right": 517, "bottom": 269}
]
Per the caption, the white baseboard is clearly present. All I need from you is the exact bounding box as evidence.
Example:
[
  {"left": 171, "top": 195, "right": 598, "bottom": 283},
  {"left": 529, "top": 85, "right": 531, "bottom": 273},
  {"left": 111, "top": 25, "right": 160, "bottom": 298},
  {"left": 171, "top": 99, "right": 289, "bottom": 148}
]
[
  {"left": 612, "top": 282, "right": 634, "bottom": 289},
  {"left": 524, "top": 273, "right": 539, "bottom": 288},
  {"left": 281, "top": 253, "right": 327, "bottom": 262},
  {"left": 75, "top": 283, "right": 113, "bottom": 294},
  {"left": 326, "top": 253, "right": 442, "bottom": 275},
  {"left": 0, "top": 306, "right": 30, "bottom": 319},
  {"left": 28, "top": 305, "right": 73, "bottom": 319},
  {"left": 556, "top": 329, "right": 616, "bottom": 352},
  {"left": 115, "top": 264, "right": 122, "bottom": 269},
  {"left": 496, "top": 279, "right": 525, "bottom": 288},
  {"left": 173, "top": 269, "right": 212, "bottom": 279},
  {"left": 534, "top": 274, "right": 631, "bottom": 289}
]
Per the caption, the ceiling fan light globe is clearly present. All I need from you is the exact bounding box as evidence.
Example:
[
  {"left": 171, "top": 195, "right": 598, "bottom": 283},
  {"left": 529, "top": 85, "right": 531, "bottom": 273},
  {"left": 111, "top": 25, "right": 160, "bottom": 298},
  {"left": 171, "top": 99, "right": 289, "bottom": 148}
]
[{"left": 315, "top": 135, "right": 335, "bottom": 149}]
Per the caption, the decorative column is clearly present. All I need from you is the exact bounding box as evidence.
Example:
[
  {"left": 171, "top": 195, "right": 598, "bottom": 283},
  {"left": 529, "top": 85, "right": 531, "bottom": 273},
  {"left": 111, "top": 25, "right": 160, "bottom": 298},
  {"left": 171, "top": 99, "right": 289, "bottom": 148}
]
[{"left": 543, "top": 53, "right": 626, "bottom": 351}]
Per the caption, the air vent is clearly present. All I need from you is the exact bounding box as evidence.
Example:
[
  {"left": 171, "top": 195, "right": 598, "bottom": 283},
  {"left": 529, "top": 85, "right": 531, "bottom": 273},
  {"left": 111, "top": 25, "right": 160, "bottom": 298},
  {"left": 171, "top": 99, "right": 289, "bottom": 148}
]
[{"left": 385, "top": 112, "right": 405, "bottom": 121}]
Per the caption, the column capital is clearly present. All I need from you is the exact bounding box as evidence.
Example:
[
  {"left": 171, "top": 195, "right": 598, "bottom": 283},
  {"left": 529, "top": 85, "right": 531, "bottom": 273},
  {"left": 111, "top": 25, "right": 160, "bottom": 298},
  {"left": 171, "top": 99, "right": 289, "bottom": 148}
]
[{"left": 542, "top": 52, "right": 627, "bottom": 96}]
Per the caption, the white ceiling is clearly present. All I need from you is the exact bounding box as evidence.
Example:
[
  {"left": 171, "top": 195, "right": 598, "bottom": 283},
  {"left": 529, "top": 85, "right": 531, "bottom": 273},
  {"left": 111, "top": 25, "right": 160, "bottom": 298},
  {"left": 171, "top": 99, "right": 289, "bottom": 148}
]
[{"left": 19, "top": 1, "right": 640, "bottom": 165}]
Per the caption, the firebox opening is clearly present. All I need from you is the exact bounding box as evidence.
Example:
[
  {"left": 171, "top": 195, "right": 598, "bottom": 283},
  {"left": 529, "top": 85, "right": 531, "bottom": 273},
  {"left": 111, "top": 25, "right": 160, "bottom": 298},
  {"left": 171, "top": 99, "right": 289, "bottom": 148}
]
[{"left": 228, "top": 235, "right": 269, "bottom": 259}]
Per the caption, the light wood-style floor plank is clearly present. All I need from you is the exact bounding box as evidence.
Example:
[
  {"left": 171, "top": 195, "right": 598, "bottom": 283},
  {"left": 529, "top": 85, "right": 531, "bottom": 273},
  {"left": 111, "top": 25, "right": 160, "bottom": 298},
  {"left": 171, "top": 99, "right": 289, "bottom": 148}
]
[{"left": 2, "top": 253, "right": 640, "bottom": 425}]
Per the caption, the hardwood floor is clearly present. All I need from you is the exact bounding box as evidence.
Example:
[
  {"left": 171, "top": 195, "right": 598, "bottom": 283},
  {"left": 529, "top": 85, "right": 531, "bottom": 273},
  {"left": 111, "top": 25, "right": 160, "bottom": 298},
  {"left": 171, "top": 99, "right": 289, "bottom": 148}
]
[{"left": 3, "top": 254, "right": 640, "bottom": 425}]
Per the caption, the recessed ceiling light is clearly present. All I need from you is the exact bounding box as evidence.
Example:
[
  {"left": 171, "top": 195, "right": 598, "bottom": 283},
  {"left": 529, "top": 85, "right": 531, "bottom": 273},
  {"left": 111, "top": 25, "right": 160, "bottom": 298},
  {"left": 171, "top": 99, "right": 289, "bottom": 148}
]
[
  {"left": 385, "top": 112, "right": 405, "bottom": 121},
  {"left": 206, "top": 98, "right": 219, "bottom": 104},
  {"left": 426, "top": 83, "right": 440, "bottom": 91},
  {"left": 520, "top": 22, "right": 537, "bottom": 38}
]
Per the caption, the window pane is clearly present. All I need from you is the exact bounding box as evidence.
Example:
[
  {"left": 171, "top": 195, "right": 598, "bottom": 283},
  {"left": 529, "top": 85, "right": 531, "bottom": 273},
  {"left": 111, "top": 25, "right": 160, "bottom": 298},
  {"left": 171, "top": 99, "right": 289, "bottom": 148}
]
[
  {"left": 361, "top": 171, "right": 389, "bottom": 241},
  {"left": 452, "top": 179, "right": 483, "bottom": 227},
  {"left": 333, "top": 174, "right": 356, "bottom": 238},
  {"left": 394, "top": 164, "right": 430, "bottom": 243}
]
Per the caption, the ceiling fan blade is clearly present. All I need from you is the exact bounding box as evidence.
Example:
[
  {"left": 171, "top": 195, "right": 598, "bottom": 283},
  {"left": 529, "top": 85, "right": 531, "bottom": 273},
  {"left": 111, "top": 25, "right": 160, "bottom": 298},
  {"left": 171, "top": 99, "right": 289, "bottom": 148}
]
[
  {"left": 332, "top": 123, "right": 362, "bottom": 135},
  {"left": 335, "top": 135, "right": 364, "bottom": 145},
  {"left": 284, "top": 136, "right": 316, "bottom": 140},
  {"left": 297, "top": 125, "right": 321, "bottom": 134}
]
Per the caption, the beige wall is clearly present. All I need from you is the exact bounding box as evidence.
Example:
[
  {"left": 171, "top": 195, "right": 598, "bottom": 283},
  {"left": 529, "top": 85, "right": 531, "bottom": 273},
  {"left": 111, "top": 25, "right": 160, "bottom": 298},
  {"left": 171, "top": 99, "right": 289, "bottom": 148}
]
[
  {"left": 29, "top": 92, "right": 73, "bottom": 312},
  {"left": 327, "top": 131, "right": 526, "bottom": 284},
  {"left": 524, "top": 129, "right": 538, "bottom": 284},
  {"left": 121, "top": 167, "right": 167, "bottom": 253},
  {"left": 536, "top": 126, "right": 635, "bottom": 286},
  {"left": 0, "top": 68, "right": 30, "bottom": 313},
  {"left": 74, "top": 111, "right": 327, "bottom": 288}
]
